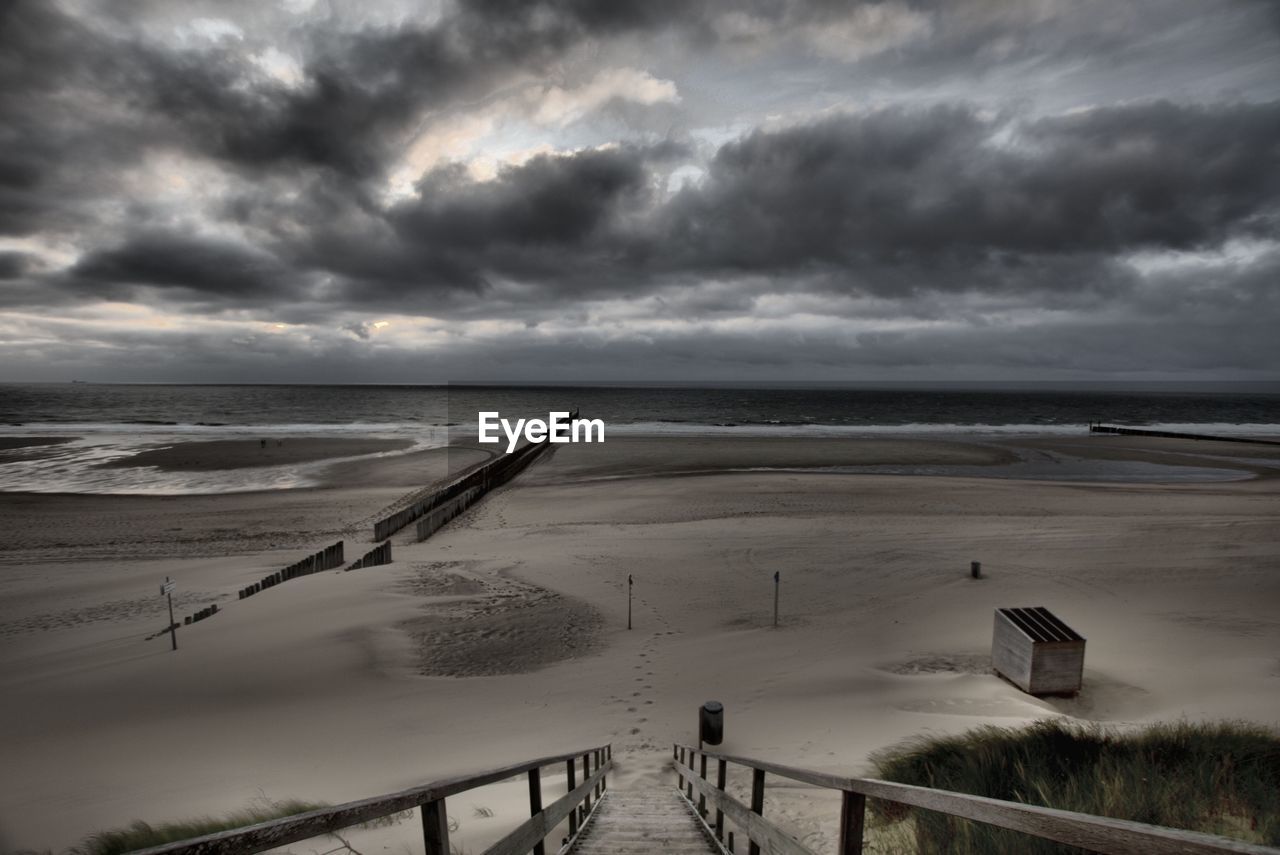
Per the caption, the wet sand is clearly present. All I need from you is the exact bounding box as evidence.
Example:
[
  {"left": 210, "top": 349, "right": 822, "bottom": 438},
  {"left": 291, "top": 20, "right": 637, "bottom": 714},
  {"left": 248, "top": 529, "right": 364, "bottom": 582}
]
[{"left": 97, "top": 437, "right": 416, "bottom": 471}]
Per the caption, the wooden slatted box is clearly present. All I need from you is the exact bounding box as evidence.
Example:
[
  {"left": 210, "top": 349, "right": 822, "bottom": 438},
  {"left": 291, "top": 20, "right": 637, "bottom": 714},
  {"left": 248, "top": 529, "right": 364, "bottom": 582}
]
[{"left": 992, "top": 606, "right": 1085, "bottom": 696}]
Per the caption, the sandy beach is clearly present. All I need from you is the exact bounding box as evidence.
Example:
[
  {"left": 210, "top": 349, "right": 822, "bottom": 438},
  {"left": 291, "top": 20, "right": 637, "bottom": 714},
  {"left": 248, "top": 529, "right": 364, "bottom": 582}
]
[{"left": 1, "top": 434, "right": 1278, "bottom": 853}]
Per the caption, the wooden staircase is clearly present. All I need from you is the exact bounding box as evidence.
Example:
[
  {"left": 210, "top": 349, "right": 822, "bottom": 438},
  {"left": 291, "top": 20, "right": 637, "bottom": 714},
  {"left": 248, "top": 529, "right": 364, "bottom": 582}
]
[{"left": 568, "top": 789, "right": 719, "bottom": 855}]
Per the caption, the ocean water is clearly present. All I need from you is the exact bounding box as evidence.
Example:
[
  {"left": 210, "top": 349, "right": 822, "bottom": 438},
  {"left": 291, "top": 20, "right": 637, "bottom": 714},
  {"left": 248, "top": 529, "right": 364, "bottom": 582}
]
[{"left": 1, "top": 382, "right": 1277, "bottom": 493}]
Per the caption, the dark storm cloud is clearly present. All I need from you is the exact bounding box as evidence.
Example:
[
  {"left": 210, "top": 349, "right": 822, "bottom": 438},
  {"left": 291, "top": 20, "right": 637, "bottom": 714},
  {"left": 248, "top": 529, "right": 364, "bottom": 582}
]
[
  {"left": 70, "top": 232, "right": 297, "bottom": 302},
  {"left": 660, "top": 102, "right": 1280, "bottom": 280},
  {"left": 2, "top": 0, "right": 1279, "bottom": 379},
  {"left": 255, "top": 100, "right": 1279, "bottom": 311}
]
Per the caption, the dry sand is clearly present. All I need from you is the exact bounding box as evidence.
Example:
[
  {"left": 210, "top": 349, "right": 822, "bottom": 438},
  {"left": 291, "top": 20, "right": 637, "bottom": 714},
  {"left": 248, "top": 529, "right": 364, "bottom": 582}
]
[{"left": 1, "top": 435, "right": 1278, "bottom": 853}]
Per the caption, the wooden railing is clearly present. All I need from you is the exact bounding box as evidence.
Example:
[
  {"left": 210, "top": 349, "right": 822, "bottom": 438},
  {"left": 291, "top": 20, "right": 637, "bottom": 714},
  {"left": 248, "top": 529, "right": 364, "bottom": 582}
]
[
  {"left": 131, "top": 744, "right": 612, "bottom": 855},
  {"left": 672, "top": 743, "right": 1279, "bottom": 855}
]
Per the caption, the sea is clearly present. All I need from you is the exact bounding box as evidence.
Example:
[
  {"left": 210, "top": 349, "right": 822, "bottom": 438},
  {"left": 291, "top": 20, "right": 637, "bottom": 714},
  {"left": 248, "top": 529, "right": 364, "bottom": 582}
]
[{"left": 2, "top": 382, "right": 1278, "bottom": 494}]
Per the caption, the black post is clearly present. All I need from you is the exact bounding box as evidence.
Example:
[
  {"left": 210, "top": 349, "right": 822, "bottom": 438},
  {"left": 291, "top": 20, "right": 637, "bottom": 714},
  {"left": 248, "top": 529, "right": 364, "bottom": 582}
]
[
  {"left": 773, "top": 571, "right": 780, "bottom": 628},
  {"left": 715, "top": 758, "right": 727, "bottom": 839},
  {"left": 628, "top": 574, "right": 633, "bottom": 630},
  {"left": 421, "top": 799, "right": 449, "bottom": 855},
  {"left": 748, "top": 769, "right": 765, "bottom": 855},
  {"left": 699, "top": 752, "right": 708, "bottom": 816},
  {"left": 528, "top": 768, "right": 544, "bottom": 855},
  {"left": 566, "top": 758, "right": 578, "bottom": 838}
]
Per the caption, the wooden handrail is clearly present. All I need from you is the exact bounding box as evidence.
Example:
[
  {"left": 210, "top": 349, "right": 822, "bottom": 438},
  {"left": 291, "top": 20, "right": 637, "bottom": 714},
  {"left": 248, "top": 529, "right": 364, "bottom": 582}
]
[
  {"left": 130, "top": 744, "right": 611, "bottom": 855},
  {"left": 673, "top": 743, "right": 1280, "bottom": 855}
]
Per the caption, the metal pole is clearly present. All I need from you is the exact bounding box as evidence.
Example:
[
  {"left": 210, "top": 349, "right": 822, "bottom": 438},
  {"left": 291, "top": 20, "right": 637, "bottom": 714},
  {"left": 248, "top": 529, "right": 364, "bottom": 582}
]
[
  {"left": 627, "top": 574, "right": 633, "bottom": 630},
  {"left": 773, "top": 571, "right": 779, "bottom": 628}
]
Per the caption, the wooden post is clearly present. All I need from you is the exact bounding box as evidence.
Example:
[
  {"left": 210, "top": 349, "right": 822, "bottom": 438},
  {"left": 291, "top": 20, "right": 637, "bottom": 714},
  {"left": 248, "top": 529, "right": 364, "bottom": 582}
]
[
  {"left": 715, "top": 758, "right": 727, "bottom": 839},
  {"left": 627, "top": 574, "right": 633, "bottom": 630},
  {"left": 699, "top": 752, "right": 708, "bottom": 816},
  {"left": 773, "top": 571, "right": 779, "bottom": 628},
  {"left": 162, "top": 577, "right": 177, "bottom": 651},
  {"left": 838, "top": 791, "right": 866, "bottom": 855},
  {"left": 687, "top": 748, "right": 694, "bottom": 800},
  {"left": 528, "top": 768, "right": 545, "bottom": 855},
  {"left": 971, "top": 561, "right": 981, "bottom": 579},
  {"left": 583, "top": 752, "right": 592, "bottom": 814},
  {"left": 728, "top": 831, "right": 735, "bottom": 853},
  {"left": 748, "top": 768, "right": 765, "bottom": 855},
  {"left": 421, "top": 798, "right": 449, "bottom": 855},
  {"left": 566, "top": 758, "right": 578, "bottom": 838},
  {"left": 677, "top": 747, "right": 685, "bottom": 789}
]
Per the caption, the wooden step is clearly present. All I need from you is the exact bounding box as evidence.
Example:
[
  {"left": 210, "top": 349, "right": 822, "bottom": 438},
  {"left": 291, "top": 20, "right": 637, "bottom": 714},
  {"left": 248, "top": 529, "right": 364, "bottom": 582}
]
[{"left": 567, "top": 789, "right": 718, "bottom": 855}]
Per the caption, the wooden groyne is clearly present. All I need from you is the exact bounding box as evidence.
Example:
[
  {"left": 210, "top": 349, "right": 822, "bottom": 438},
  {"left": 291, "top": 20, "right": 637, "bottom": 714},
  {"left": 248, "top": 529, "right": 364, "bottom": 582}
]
[
  {"left": 1089, "top": 423, "right": 1280, "bottom": 446},
  {"left": 346, "top": 540, "right": 392, "bottom": 571},
  {"left": 373, "top": 410, "right": 577, "bottom": 542},
  {"left": 238, "top": 541, "right": 345, "bottom": 600}
]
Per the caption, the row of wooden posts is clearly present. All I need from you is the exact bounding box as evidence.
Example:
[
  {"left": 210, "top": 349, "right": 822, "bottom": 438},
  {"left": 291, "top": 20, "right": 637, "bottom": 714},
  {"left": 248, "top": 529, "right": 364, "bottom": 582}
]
[
  {"left": 373, "top": 411, "right": 575, "bottom": 542},
  {"left": 238, "top": 541, "right": 346, "bottom": 601},
  {"left": 184, "top": 603, "right": 218, "bottom": 625},
  {"left": 346, "top": 540, "right": 392, "bottom": 571},
  {"left": 415, "top": 486, "right": 482, "bottom": 541}
]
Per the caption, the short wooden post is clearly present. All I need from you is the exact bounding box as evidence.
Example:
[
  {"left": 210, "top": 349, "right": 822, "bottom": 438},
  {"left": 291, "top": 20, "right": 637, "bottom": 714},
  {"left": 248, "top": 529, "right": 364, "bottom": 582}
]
[
  {"left": 971, "top": 561, "right": 981, "bottom": 579},
  {"left": 728, "top": 831, "right": 735, "bottom": 853},
  {"left": 715, "top": 758, "right": 727, "bottom": 839},
  {"left": 566, "top": 758, "right": 578, "bottom": 838},
  {"left": 748, "top": 768, "right": 765, "bottom": 855},
  {"left": 421, "top": 798, "right": 449, "bottom": 855},
  {"left": 677, "top": 747, "right": 685, "bottom": 789},
  {"left": 838, "top": 791, "right": 866, "bottom": 854},
  {"left": 698, "top": 752, "right": 708, "bottom": 816},
  {"left": 528, "top": 768, "right": 545, "bottom": 855}
]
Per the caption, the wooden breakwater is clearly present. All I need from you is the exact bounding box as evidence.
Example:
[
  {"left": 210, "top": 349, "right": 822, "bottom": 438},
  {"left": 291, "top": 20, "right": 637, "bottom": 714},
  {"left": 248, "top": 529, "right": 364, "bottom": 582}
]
[
  {"left": 373, "top": 414, "right": 574, "bottom": 542},
  {"left": 416, "top": 486, "right": 482, "bottom": 541},
  {"left": 346, "top": 540, "right": 391, "bottom": 571},
  {"left": 238, "top": 541, "right": 345, "bottom": 600},
  {"left": 1089, "top": 422, "right": 1280, "bottom": 446},
  {"left": 184, "top": 604, "right": 218, "bottom": 625}
]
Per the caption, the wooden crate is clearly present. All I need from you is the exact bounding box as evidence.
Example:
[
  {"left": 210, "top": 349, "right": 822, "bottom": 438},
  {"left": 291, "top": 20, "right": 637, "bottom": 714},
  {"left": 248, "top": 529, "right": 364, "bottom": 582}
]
[{"left": 992, "top": 606, "right": 1085, "bottom": 696}]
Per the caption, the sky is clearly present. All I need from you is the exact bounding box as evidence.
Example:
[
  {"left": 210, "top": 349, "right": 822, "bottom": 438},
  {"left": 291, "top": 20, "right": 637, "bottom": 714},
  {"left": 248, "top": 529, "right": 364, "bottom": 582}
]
[{"left": 1, "top": 0, "right": 1278, "bottom": 383}]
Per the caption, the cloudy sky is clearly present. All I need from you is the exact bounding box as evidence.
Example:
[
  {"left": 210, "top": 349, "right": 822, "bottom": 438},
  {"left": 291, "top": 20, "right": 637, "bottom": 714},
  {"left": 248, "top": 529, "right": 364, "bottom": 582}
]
[{"left": 2, "top": 0, "right": 1278, "bottom": 382}]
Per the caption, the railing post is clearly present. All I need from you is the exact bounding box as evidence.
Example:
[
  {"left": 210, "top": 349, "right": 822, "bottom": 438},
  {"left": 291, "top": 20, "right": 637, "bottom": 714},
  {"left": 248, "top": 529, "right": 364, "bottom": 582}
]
[
  {"left": 421, "top": 798, "right": 449, "bottom": 855},
  {"left": 686, "top": 748, "right": 695, "bottom": 800},
  {"left": 838, "top": 791, "right": 866, "bottom": 855},
  {"left": 528, "top": 767, "right": 545, "bottom": 855},
  {"left": 698, "top": 752, "right": 708, "bottom": 816},
  {"left": 677, "top": 747, "right": 685, "bottom": 789},
  {"left": 583, "top": 752, "right": 593, "bottom": 815},
  {"left": 748, "top": 768, "right": 765, "bottom": 855},
  {"left": 566, "top": 758, "right": 578, "bottom": 838},
  {"left": 715, "top": 758, "right": 727, "bottom": 840}
]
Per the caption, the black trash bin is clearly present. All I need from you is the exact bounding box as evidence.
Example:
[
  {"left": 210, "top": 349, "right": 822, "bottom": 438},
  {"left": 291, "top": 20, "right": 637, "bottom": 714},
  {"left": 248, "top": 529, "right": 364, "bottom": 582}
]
[{"left": 700, "top": 701, "right": 724, "bottom": 746}]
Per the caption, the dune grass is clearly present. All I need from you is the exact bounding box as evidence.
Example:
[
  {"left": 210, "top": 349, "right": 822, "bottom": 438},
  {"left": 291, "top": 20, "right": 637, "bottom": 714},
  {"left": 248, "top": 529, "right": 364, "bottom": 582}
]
[
  {"left": 71, "top": 799, "right": 327, "bottom": 855},
  {"left": 869, "top": 719, "right": 1280, "bottom": 854}
]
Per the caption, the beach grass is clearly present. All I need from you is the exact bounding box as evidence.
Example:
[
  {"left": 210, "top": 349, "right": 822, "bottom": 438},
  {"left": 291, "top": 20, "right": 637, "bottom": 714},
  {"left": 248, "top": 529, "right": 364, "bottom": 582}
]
[
  {"left": 71, "top": 799, "right": 327, "bottom": 855},
  {"left": 869, "top": 719, "right": 1280, "bottom": 853}
]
